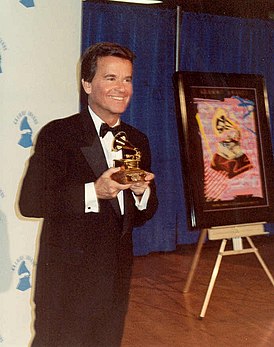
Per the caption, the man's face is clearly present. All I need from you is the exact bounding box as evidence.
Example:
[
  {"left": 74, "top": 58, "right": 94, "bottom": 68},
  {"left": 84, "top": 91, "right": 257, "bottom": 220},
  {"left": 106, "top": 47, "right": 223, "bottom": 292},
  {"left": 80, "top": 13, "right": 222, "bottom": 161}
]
[{"left": 82, "top": 56, "right": 133, "bottom": 124}]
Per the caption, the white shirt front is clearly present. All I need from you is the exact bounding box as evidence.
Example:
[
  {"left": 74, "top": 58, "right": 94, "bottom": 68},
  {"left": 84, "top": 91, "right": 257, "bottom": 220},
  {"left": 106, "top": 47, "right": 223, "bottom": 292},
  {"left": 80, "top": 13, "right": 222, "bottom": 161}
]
[{"left": 85, "top": 106, "right": 149, "bottom": 214}]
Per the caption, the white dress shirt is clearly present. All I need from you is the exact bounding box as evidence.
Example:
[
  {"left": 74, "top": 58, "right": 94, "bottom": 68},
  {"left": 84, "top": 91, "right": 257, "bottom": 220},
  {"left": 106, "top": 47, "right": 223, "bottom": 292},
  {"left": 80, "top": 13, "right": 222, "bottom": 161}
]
[{"left": 85, "top": 106, "right": 150, "bottom": 214}]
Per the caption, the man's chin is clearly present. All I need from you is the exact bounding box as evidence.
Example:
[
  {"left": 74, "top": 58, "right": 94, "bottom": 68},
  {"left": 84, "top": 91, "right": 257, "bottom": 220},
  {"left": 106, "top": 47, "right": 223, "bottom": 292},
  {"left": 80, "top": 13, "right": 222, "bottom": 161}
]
[{"left": 110, "top": 106, "right": 129, "bottom": 115}]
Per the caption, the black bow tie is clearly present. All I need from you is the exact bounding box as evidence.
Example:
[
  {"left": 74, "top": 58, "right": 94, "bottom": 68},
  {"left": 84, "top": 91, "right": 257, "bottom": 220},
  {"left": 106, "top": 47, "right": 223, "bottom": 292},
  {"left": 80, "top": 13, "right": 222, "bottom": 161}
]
[{"left": 99, "top": 123, "right": 121, "bottom": 138}]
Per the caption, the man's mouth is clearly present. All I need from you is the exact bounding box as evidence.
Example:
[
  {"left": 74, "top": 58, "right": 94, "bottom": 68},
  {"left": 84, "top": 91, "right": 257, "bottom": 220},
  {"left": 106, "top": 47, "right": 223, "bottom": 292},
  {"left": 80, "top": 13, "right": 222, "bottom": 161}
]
[{"left": 109, "top": 96, "right": 125, "bottom": 101}]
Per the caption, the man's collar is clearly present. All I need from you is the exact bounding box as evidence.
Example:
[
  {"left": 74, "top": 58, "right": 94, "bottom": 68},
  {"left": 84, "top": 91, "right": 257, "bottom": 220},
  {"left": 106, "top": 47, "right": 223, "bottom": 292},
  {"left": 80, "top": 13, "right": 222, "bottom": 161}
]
[{"left": 88, "top": 106, "right": 120, "bottom": 135}]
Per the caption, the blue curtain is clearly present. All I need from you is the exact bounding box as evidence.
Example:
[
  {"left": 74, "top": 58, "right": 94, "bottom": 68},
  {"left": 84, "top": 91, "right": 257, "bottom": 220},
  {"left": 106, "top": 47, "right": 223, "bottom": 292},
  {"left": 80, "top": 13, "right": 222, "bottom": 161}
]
[
  {"left": 180, "top": 12, "right": 274, "bottom": 137},
  {"left": 81, "top": 4, "right": 274, "bottom": 255}
]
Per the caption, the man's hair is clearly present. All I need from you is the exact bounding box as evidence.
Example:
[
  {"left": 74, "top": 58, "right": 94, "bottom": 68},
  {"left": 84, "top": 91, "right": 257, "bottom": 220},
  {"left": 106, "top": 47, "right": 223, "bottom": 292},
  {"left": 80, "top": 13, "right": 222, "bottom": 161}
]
[{"left": 81, "top": 42, "right": 136, "bottom": 82}]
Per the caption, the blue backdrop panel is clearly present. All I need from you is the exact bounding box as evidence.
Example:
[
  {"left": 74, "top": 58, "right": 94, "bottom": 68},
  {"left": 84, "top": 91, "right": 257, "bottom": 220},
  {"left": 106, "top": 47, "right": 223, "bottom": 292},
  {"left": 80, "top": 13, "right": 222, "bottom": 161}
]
[{"left": 180, "top": 12, "right": 274, "bottom": 139}]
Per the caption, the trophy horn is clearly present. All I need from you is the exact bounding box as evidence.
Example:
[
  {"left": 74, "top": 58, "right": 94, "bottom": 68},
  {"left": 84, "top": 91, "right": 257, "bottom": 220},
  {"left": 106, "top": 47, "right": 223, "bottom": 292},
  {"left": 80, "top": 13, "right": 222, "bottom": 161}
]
[{"left": 112, "top": 131, "right": 135, "bottom": 152}]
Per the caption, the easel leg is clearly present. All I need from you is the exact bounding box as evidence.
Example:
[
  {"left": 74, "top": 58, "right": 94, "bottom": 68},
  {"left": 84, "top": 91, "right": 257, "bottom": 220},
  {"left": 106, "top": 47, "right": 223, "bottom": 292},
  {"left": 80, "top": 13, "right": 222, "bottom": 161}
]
[
  {"left": 184, "top": 228, "right": 207, "bottom": 293},
  {"left": 199, "top": 238, "right": 227, "bottom": 319},
  {"left": 246, "top": 236, "right": 274, "bottom": 286}
]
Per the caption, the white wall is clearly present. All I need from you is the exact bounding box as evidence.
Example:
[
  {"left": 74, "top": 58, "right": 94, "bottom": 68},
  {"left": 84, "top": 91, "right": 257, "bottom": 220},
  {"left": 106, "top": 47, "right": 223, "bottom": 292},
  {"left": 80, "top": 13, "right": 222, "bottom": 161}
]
[{"left": 0, "top": 1, "right": 82, "bottom": 345}]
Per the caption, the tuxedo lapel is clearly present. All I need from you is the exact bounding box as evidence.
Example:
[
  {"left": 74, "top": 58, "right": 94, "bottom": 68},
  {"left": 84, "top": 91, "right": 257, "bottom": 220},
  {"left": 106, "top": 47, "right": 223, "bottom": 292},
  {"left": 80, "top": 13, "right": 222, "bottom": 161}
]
[
  {"left": 81, "top": 138, "right": 108, "bottom": 179},
  {"left": 79, "top": 109, "right": 121, "bottom": 218}
]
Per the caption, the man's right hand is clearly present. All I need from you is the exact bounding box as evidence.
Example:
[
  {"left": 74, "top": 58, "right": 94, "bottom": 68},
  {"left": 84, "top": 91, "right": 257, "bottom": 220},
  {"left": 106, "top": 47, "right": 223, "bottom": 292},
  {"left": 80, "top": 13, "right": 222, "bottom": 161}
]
[{"left": 94, "top": 167, "right": 132, "bottom": 199}]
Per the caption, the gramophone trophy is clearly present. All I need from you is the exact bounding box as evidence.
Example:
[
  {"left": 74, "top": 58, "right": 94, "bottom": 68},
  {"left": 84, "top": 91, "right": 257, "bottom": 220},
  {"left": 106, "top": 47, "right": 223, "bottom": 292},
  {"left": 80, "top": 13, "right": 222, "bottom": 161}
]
[{"left": 111, "top": 131, "right": 146, "bottom": 184}]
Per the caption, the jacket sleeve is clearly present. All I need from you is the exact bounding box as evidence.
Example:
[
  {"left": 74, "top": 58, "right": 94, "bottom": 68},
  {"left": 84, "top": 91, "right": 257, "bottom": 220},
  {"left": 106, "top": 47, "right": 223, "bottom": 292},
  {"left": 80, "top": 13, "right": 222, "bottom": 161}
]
[
  {"left": 18, "top": 123, "right": 85, "bottom": 219},
  {"left": 130, "top": 131, "right": 158, "bottom": 227}
]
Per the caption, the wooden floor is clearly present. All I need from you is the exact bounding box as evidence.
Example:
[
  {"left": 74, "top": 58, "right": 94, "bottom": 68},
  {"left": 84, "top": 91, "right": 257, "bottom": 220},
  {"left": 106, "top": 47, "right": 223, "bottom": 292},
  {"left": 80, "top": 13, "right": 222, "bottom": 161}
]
[{"left": 122, "top": 234, "right": 274, "bottom": 347}]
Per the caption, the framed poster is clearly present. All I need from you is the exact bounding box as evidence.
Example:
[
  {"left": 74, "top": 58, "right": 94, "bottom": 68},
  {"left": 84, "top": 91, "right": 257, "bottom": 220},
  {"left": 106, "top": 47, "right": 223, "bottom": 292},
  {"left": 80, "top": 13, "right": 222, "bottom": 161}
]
[{"left": 173, "top": 71, "right": 274, "bottom": 229}]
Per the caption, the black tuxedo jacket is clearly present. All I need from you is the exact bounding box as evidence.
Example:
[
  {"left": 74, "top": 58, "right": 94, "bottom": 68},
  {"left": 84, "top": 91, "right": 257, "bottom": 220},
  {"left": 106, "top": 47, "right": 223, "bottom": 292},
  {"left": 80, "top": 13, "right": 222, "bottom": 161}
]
[{"left": 18, "top": 109, "right": 158, "bottom": 342}]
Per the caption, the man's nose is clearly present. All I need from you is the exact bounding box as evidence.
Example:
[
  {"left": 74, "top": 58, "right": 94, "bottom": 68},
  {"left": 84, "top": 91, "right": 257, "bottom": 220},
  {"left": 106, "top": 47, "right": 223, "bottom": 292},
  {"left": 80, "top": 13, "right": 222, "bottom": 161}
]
[{"left": 114, "top": 80, "right": 126, "bottom": 91}]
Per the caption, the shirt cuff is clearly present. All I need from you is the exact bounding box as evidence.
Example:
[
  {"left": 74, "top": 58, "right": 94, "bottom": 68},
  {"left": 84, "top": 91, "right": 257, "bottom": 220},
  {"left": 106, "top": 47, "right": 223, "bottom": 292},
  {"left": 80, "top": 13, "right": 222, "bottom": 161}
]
[
  {"left": 133, "top": 186, "right": 150, "bottom": 210},
  {"left": 85, "top": 182, "right": 99, "bottom": 213}
]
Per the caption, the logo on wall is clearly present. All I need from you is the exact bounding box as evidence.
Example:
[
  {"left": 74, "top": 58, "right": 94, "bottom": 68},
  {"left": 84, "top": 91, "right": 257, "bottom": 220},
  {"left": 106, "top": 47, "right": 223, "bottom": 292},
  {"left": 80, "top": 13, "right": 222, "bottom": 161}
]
[
  {"left": 19, "top": 0, "right": 35, "bottom": 8},
  {"left": 0, "top": 188, "right": 5, "bottom": 199},
  {"left": 14, "top": 111, "right": 39, "bottom": 148},
  {"left": 0, "top": 38, "right": 8, "bottom": 74},
  {"left": 12, "top": 255, "right": 34, "bottom": 292}
]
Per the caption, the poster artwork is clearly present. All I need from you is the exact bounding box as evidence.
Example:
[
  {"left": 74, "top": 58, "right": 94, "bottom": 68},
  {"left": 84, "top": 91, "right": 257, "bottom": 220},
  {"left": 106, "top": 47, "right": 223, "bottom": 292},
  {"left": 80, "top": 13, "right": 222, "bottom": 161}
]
[{"left": 193, "top": 90, "right": 264, "bottom": 206}]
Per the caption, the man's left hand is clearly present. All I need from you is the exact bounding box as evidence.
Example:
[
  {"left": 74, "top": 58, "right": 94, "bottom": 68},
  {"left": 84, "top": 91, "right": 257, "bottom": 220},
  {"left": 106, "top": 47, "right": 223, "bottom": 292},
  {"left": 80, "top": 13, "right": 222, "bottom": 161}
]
[{"left": 130, "top": 171, "right": 155, "bottom": 197}]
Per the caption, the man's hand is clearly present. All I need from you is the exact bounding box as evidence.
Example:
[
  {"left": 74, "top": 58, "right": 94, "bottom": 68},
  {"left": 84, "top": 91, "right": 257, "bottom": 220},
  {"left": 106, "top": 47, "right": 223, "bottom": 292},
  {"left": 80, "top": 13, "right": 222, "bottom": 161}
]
[
  {"left": 94, "top": 167, "right": 131, "bottom": 199},
  {"left": 130, "top": 172, "right": 155, "bottom": 197}
]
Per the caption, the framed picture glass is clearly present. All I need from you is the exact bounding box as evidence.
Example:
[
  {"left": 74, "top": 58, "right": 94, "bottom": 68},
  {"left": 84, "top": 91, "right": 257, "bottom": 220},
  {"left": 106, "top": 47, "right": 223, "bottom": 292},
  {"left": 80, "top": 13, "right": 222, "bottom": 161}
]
[{"left": 173, "top": 71, "right": 274, "bottom": 229}]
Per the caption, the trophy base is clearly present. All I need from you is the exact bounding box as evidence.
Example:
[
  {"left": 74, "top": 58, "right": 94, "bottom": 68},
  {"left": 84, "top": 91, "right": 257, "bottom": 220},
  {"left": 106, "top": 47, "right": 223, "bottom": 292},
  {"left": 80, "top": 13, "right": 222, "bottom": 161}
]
[{"left": 111, "top": 168, "right": 146, "bottom": 184}]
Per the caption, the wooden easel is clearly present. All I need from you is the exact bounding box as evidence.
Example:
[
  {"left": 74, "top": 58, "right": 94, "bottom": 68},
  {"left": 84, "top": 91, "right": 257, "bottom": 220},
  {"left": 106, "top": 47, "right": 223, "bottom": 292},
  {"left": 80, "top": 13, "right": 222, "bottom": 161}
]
[{"left": 183, "top": 223, "right": 274, "bottom": 319}]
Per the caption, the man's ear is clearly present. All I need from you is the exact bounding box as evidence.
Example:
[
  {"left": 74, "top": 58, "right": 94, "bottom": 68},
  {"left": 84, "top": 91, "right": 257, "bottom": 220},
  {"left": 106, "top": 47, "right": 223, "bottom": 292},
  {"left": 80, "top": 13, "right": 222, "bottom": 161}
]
[{"left": 81, "top": 79, "right": 92, "bottom": 94}]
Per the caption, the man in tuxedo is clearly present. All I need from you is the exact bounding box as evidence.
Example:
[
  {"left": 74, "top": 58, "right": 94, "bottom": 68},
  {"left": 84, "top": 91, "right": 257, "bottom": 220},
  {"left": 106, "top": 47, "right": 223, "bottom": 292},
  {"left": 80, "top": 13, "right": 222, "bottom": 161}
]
[{"left": 19, "top": 42, "right": 158, "bottom": 347}]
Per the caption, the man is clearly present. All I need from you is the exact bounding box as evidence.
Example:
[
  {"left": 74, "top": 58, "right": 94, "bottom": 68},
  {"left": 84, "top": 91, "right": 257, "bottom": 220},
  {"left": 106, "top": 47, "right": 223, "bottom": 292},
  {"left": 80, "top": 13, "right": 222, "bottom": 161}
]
[{"left": 19, "top": 42, "right": 158, "bottom": 347}]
